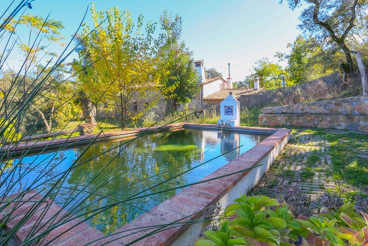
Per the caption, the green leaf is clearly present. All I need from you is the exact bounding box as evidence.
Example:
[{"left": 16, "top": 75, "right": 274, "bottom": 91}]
[
  {"left": 280, "top": 242, "right": 293, "bottom": 246},
  {"left": 296, "top": 219, "right": 320, "bottom": 233},
  {"left": 287, "top": 221, "right": 302, "bottom": 230},
  {"left": 230, "top": 225, "right": 255, "bottom": 238},
  {"left": 227, "top": 238, "right": 248, "bottom": 246},
  {"left": 267, "top": 217, "right": 287, "bottom": 230},
  {"left": 254, "top": 226, "right": 277, "bottom": 240},
  {"left": 194, "top": 239, "right": 217, "bottom": 246},
  {"left": 225, "top": 204, "right": 242, "bottom": 216},
  {"left": 204, "top": 230, "right": 226, "bottom": 244}
]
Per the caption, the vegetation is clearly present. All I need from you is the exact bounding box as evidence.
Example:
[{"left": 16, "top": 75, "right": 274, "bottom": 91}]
[
  {"left": 244, "top": 58, "right": 287, "bottom": 89},
  {"left": 0, "top": 2, "right": 203, "bottom": 245},
  {"left": 155, "top": 11, "right": 199, "bottom": 116},
  {"left": 282, "top": 0, "right": 368, "bottom": 79},
  {"left": 205, "top": 68, "right": 223, "bottom": 79},
  {"left": 196, "top": 194, "right": 368, "bottom": 246}
]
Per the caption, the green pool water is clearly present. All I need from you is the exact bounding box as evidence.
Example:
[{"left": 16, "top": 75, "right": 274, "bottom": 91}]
[{"left": 2, "top": 128, "right": 267, "bottom": 234}]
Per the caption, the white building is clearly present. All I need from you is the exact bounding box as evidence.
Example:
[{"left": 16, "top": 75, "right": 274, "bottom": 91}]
[{"left": 194, "top": 60, "right": 228, "bottom": 103}]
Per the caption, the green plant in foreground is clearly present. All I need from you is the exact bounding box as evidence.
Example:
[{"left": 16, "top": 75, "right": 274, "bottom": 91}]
[
  {"left": 196, "top": 195, "right": 307, "bottom": 246},
  {"left": 196, "top": 193, "right": 368, "bottom": 246}
]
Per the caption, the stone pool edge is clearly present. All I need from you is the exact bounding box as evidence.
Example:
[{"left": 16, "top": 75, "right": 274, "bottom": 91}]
[{"left": 109, "top": 124, "right": 291, "bottom": 245}]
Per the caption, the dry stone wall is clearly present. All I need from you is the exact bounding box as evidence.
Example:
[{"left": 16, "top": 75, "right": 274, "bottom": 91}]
[
  {"left": 259, "top": 96, "right": 368, "bottom": 132},
  {"left": 238, "top": 72, "right": 341, "bottom": 109}
]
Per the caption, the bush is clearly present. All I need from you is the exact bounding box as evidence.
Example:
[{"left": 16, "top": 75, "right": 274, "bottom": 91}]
[{"left": 196, "top": 194, "right": 368, "bottom": 246}]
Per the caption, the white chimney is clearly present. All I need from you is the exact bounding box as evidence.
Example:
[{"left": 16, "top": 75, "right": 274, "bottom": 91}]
[
  {"left": 254, "top": 77, "right": 260, "bottom": 90},
  {"left": 227, "top": 63, "right": 232, "bottom": 89},
  {"left": 194, "top": 60, "right": 206, "bottom": 83}
]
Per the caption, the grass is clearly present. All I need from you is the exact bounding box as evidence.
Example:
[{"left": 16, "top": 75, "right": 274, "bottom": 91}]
[
  {"left": 240, "top": 106, "right": 264, "bottom": 127},
  {"left": 300, "top": 168, "right": 315, "bottom": 181},
  {"left": 306, "top": 154, "right": 321, "bottom": 167}
]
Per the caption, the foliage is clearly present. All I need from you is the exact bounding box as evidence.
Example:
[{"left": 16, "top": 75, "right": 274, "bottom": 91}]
[
  {"left": 1, "top": 13, "right": 74, "bottom": 133},
  {"left": 245, "top": 58, "right": 288, "bottom": 90},
  {"left": 196, "top": 195, "right": 308, "bottom": 246},
  {"left": 281, "top": 0, "right": 368, "bottom": 77},
  {"left": 354, "top": 195, "right": 368, "bottom": 214},
  {"left": 318, "top": 192, "right": 345, "bottom": 212},
  {"left": 240, "top": 107, "right": 264, "bottom": 126},
  {"left": 155, "top": 11, "right": 199, "bottom": 116},
  {"left": 72, "top": 4, "right": 158, "bottom": 128},
  {"left": 277, "top": 35, "right": 340, "bottom": 85},
  {"left": 205, "top": 68, "right": 223, "bottom": 79},
  {"left": 0, "top": 2, "right": 212, "bottom": 245},
  {"left": 277, "top": 185, "right": 312, "bottom": 217},
  {"left": 0, "top": 118, "right": 21, "bottom": 146},
  {"left": 197, "top": 194, "right": 368, "bottom": 246}
]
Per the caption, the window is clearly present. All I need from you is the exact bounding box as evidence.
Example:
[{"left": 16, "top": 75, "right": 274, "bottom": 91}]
[
  {"left": 145, "top": 102, "right": 149, "bottom": 109},
  {"left": 133, "top": 102, "right": 138, "bottom": 112}
]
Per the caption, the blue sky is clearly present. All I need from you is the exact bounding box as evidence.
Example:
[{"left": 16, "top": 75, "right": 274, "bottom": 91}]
[{"left": 3, "top": 0, "right": 304, "bottom": 81}]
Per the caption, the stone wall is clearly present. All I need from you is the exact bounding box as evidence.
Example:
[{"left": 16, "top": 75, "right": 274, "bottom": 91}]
[
  {"left": 238, "top": 72, "right": 342, "bottom": 109},
  {"left": 259, "top": 96, "right": 368, "bottom": 132}
]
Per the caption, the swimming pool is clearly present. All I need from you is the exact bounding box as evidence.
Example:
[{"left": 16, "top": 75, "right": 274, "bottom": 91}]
[{"left": 1, "top": 128, "right": 267, "bottom": 235}]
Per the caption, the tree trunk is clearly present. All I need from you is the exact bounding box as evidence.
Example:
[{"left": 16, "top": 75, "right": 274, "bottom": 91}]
[
  {"left": 31, "top": 105, "right": 51, "bottom": 133},
  {"left": 165, "top": 98, "right": 177, "bottom": 116},
  {"left": 80, "top": 95, "right": 97, "bottom": 125},
  {"left": 356, "top": 51, "right": 368, "bottom": 96},
  {"left": 120, "top": 93, "right": 126, "bottom": 129}
]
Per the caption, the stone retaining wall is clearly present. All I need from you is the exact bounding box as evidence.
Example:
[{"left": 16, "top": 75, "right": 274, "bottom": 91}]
[{"left": 259, "top": 96, "right": 368, "bottom": 132}]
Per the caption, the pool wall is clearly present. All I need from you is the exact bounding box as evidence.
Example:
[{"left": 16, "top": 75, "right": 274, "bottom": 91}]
[
  {"left": 109, "top": 124, "right": 290, "bottom": 245},
  {"left": 2, "top": 124, "right": 290, "bottom": 245}
]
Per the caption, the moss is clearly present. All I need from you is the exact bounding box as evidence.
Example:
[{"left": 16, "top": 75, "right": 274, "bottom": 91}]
[{"left": 154, "top": 144, "right": 198, "bottom": 152}]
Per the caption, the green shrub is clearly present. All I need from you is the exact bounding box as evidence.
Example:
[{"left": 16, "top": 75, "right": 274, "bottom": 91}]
[{"left": 196, "top": 194, "right": 368, "bottom": 246}]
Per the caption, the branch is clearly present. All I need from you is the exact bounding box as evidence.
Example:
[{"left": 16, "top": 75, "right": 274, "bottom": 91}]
[
  {"left": 30, "top": 104, "right": 51, "bottom": 132},
  {"left": 341, "top": 0, "right": 358, "bottom": 41},
  {"left": 311, "top": 0, "right": 341, "bottom": 43}
]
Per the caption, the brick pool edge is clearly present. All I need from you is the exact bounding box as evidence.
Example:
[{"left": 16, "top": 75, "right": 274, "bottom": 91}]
[
  {"left": 110, "top": 124, "right": 291, "bottom": 245},
  {"left": 1, "top": 124, "right": 290, "bottom": 245}
]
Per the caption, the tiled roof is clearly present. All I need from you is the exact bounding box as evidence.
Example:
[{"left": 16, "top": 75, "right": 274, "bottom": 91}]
[
  {"left": 201, "top": 77, "right": 226, "bottom": 85},
  {"left": 203, "top": 88, "right": 264, "bottom": 101}
]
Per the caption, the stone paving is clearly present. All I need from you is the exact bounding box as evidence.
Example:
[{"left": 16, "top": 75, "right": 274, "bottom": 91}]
[{"left": 251, "top": 131, "right": 337, "bottom": 200}]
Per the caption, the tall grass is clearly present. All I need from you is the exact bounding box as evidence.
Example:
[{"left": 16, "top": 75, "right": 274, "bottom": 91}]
[{"left": 0, "top": 2, "right": 257, "bottom": 245}]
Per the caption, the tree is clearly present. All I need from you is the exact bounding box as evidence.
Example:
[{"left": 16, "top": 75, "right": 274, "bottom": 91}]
[
  {"left": 237, "top": 80, "right": 250, "bottom": 89},
  {"left": 278, "top": 35, "right": 340, "bottom": 84},
  {"left": 3, "top": 14, "right": 66, "bottom": 133},
  {"left": 73, "top": 4, "right": 158, "bottom": 129},
  {"left": 281, "top": 0, "right": 368, "bottom": 79},
  {"left": 246, "top": 58, "right": 287, "bottom": 90},
  {"left": 205, "top": 68, "right": 222, "bottom": 79},
  {"left": 155, "top": 11, "right": 199, "bottom": 116}
]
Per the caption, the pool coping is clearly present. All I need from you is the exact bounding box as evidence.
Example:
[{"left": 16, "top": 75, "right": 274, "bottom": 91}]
[
  {"left": 1, "top": 124, "right": 290, "bottom": 245},
  {"left": 0, "top": 124, "right": 185, "bottom": 157},
  {"left": 108, "top": 124, "right": 291, "bottom": 245}
]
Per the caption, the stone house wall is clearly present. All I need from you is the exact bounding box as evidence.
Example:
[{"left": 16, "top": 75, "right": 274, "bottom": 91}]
[{"left": 259, "top": 96, "right": 368, "bottom": 132}]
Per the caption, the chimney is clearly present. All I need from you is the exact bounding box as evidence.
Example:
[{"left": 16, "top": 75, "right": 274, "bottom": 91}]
[
  {"left": 194, "top": 60, "right": 206, "bottom": 83},
  {"left": 254, "top": 77, "right": 260, "bottom": 90},
  {"left": 227, "top": 63, "right": 232, "bottom": 89}
]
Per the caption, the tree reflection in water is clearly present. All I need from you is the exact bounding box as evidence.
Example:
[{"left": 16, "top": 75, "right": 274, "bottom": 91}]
[{"left": 1, "top": 129, "right": 265, "bottom": 235}]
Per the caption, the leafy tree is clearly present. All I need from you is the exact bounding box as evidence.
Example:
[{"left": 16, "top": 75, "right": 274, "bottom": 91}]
[
  {"left": 205, "top": 68, "right": 222, "bottom": 79},
  {"left": 278, "top": 35, "right": 340, "bottom": 84},
  {"left": 281, "top": 0, "right": 368, "bottom": 79},
  {"left": 246, "top": 58, "right": 287, "bottom": 90},
  {"left": 155, "top": 11, "right": 199, "bottom": 116},
  {"left": 73, "top": 4, "right": 158, "bottom": 128},
  {"left": 2, "top": 14, "right": 68, "bottom": 133}
]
